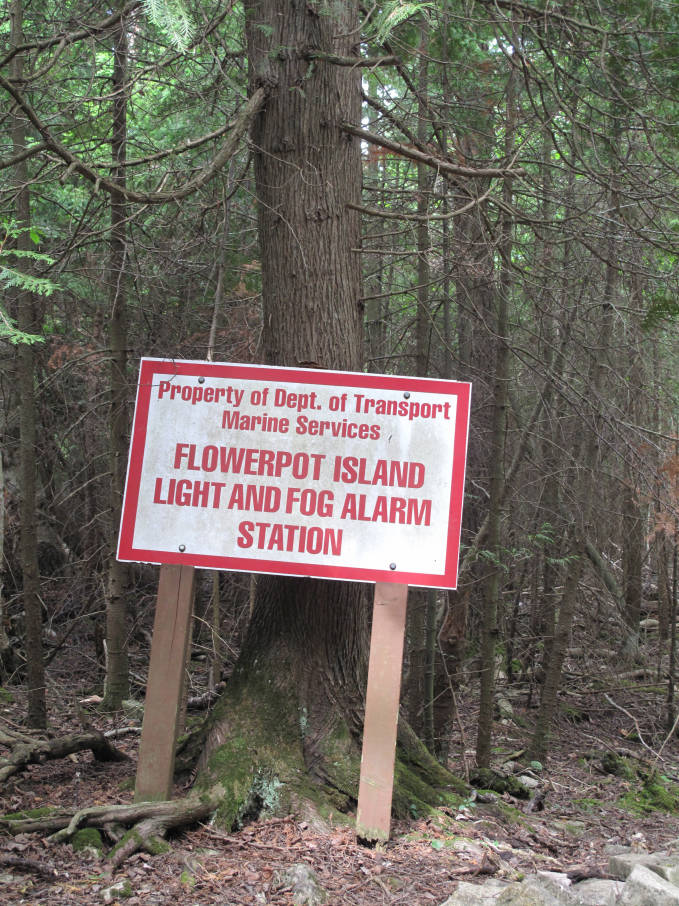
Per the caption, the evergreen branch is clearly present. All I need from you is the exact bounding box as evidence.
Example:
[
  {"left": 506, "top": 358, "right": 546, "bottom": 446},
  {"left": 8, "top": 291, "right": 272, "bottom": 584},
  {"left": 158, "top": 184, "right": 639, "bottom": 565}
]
[
  {"left": 475, "top": 0, "right": 605, "bottom": 35},
  {"left": 142, "top": 0, "right": 195, "bottom": 52}
]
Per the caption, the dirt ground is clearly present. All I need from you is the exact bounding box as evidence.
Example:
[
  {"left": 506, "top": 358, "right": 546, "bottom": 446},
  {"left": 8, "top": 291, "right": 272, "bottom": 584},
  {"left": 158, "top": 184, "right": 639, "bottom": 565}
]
[
  {"left": 3, "top": 665, "right": 679, "bottom": 906},
  {"left": 4, "top": 597, "right": 679, "bottom": 906}
]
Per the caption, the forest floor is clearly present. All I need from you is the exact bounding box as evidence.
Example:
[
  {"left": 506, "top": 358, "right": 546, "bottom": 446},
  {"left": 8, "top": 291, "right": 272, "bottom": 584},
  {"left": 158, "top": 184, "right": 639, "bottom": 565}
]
[{"left": 2, "top": 637, "right": 679, "bottom": 905}]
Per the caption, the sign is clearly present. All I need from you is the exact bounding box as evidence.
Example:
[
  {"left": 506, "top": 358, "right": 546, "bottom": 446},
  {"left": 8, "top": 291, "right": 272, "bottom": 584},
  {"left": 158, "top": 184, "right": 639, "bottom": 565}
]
[{"left": 118, "top": 358, "right": 470, "bottom": 588}]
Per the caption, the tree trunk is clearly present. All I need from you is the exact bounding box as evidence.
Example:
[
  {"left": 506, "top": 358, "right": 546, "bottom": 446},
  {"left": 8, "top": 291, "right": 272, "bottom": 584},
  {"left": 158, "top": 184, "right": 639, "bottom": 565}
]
[
  {"left": 475, "top": 54, "right": 515, "bottom": 768},
  {"left": 196, "top": 0, "right": 462, "bottom": 824},
  {"left": 11, "top": 0, "right": 46, "bottom": 729},
  {"left": 102, "top": 13, "right": 130, "bottom": 710},
  {"left": 529, "top": 185, "right": 618, "bottom": 762},
  {"left": 621, "top": 301, "right": 645, "bottom": 651},
  {"left": 0, "top": 449, "right": 13, "bottom": 681}
]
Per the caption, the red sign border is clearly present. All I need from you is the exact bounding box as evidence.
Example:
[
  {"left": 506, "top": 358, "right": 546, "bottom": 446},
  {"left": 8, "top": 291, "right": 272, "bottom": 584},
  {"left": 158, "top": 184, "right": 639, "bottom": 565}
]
[{"left": 118, "top": 359, "right": 471, "bottom": 589}]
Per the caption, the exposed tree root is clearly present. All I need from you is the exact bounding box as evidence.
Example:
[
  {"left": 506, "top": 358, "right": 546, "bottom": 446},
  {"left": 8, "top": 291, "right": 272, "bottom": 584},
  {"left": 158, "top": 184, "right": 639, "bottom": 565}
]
[{"left": 0, "top": 725, "right": 129, "bottom": 782}]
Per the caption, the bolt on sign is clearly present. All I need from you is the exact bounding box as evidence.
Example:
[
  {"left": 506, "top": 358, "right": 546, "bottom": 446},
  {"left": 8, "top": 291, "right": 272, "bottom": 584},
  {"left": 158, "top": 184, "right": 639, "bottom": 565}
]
[{"left": 118, "top": 358, "right": 471, "bottom": 588}]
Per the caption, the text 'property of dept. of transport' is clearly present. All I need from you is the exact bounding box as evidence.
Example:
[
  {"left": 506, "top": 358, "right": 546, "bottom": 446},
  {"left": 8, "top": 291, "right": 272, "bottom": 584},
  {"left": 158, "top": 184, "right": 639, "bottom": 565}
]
[{"left": 117, "top": 359, "right": 471, "bottom": 588}]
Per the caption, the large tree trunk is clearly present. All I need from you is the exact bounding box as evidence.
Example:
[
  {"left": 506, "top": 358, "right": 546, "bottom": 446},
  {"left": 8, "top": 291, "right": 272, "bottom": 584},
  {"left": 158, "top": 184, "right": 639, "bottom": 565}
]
[{"left": 196, "top": 0, "right": 461, "bottom": 825}]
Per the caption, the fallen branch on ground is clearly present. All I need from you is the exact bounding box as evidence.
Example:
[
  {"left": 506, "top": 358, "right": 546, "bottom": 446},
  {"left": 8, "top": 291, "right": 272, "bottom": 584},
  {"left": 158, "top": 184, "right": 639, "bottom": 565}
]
[
  {"left": 0, "top": 854, "right": 59, "bottom": 879},
  {"left": 0, "top": 725, "right": 129, "bottom": 782}
]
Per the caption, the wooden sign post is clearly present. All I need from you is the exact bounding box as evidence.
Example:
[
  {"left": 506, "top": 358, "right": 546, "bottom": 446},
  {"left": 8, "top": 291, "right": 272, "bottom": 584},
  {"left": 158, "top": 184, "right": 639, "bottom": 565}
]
[
  {"left": 119, "top": 359, "right": 471, "bottom": 822},
  {"left": 356, "top": 582, "right": 408, "bottom": 842},
  {"left": 134, "top": 563, "right": 195, "bottom": 802}
]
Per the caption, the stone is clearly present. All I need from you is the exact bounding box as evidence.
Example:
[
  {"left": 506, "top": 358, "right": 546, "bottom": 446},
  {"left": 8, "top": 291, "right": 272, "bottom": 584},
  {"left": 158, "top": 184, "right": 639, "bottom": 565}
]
[
  {"left": 570, "top": 878, "right": 623, "bottom": 905},
  {"left": 515, "top": 775, "right": 540, "bottom": 791},
  {"left": 121, "top": 699, "right": 144, "bottom": 720},
  {"left": 441, "top": 879, "right": 507, "bottom": 905},
  {"left": 102, "top": 880, "right": 133, "bottom": 903},
  {"left": 618, "top": 864, "right": 679, "bottom": 906},
  {"left": 496, "top": 876, "right": 577, "bottom": 905},
  {"left": 277, "top": 863, "right": 327, "bottom": 906},
  {"left": 496, "top": 696, "right": 515, "bottom": 719},
  {"left": 608, "top": 851, "right": 668, "bottom": 880},
  {"left": 649, "top": 857, "right": 679, "bottom": 886},
  {"left": 533, "top": 873, "right": 571, "bottom": 893}
]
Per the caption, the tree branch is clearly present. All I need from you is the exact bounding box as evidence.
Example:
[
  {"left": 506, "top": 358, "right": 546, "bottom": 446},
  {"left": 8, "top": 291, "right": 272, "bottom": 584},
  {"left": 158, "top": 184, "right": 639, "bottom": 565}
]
[
  {"left": 341, "top": 122, "right": 525, "bottom": 178},
  {"left": 0, "top": 1, "right": 143, "bottom": 70},
  {"left": 0, "top": 728, "right": 129, "bottom": 783},
  {"left": 0, "top": 81, "right": 267, "bottom": 204},
  {"left": 303, "top": 49, "right": 397, "bottom": 67},
  {"left": 347, "top": 186, "right": 492, "bottom": 221},
  {"left": 0, "top": 143, "right": 46, "bottom": 171}
]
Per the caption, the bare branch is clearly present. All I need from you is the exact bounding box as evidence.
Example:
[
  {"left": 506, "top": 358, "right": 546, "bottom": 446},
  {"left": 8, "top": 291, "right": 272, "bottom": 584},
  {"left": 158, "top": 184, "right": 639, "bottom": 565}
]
[
  {"left": 341, "top": 122, "right": 525, "bottom": 179},
  {"left": 0, "top": 1, "right": 143, "bottom": 71},
  {"left": 347, "top": 186, "right": 493, "bottom": 221},
  {"left": 303, "top": 49, "right": 397, "bottom": 67},
  {"left": 0, "top": 80, "right": 267, "bottom": 204},
  {"left": 0, "top": 142, "right": 46, "bottom": 170}
]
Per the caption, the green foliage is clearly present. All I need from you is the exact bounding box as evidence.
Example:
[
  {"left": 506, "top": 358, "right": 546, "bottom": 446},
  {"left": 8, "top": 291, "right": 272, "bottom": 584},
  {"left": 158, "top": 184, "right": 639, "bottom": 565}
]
[
  {"left": 366, "top": 0, "right": 434, "bottom": 44},
  {"left": 642, "top": 290, "right": 679, "bottom": 329},
  {"left": 601, "top": 752, "right": 635, "bottom": 780},
  {"left": 0, "top": 221, "right": 56, "bottom": 345},
  {"left": 477, "top": 523, "right": 575, "bottom": 573},
  {"left": 618, "top": 772, "right": 679, "bottom": 816},
  {"left": 142, "top": 0, "right": 195, "bottom": 52}
]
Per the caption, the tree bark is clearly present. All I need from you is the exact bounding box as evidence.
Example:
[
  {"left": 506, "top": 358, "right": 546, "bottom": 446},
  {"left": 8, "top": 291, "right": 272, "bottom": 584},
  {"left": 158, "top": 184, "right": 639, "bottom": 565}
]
[
  {"left": 11, "top": 0, "right": 46, "bottom": 729},
  {"left": 196, "top": 0, "right": 461, "bottom": 823},
  {"left": 475, "top": 52, "right": 515, "bottom": 768},
  {"left": 197, "top": 0, "right": 368, "bottom": 819},
  {"left": 0, "top": 453, "right": 13, "bottom": 680},
  {"left": 102, "top": 12, "right": 130, "bottom": 710}
]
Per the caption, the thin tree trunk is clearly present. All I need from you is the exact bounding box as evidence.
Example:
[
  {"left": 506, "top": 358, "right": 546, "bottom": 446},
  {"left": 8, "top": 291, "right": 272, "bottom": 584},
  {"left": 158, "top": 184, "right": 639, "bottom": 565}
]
[
  {"left": 103, "top": 13, "right": 130, "bottom": 710},
  {"left": 415, "top": 19, "right": 430, "bottom": 379},
  {"left": 669, "top": 535, "right": 678, "bottom": 733},
  {"left": 621, "top": 290, "right": 645, "bottom": 652},
  {"left": 423, "top": 588, "right": 437, "bottom": 753},
  {"left": 475, "top": 55, "right": 515, "bottom": 769},
  {"left": 11, "top": 0, "right": 46, "bottom": 728},
  {"left": 406, "top": 18, "right": 435, "bottom": 751},
  {"left": 406, "top": 589, "right": 427, "bottom": 738},
  {"left": 529, "top": 185, "right": 618, "bottom": 762}
]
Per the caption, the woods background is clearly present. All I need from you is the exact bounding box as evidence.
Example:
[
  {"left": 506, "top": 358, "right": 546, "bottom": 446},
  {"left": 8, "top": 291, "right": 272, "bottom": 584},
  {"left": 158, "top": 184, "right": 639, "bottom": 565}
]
[{"left": 1, "top": 0, "right": 678, "bottom": 783}]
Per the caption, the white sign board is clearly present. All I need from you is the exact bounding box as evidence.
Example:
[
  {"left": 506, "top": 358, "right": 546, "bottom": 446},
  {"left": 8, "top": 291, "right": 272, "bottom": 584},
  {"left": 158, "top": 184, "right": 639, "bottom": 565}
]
[{"left": 118, "top": 359, "right": 471, "bottom": 588}]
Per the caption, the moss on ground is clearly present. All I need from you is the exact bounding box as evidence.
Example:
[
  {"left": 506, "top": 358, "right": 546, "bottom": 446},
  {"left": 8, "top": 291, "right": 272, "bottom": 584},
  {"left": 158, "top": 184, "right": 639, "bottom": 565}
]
[
  {"left": 469, "top": 768, "right": 532, "bottom": 800},
  {"left": 601, "top": 752, "right": 635, "bottom": 780},
  {"left": 618, "top": 772, "right": 679, "bottom": 816},
  {"left": 72, "top": 827, "right": 104, "bottom": 853},
  {"left": 3, "top": 806, "right": 59, "bottom": 821}
]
